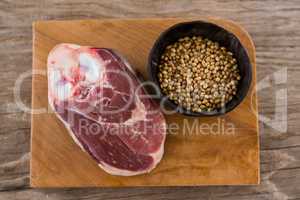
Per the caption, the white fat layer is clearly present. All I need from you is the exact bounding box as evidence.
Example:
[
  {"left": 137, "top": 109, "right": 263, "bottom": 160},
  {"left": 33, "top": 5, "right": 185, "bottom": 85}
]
[
  {"left": 79, "top": 53, "right": 102, "bottom": 83},
  {"left": 49, "top": 70, "right": 61, "bottom": 91},
  {"left": 52, "top": 47, "right": 76, "bottom": 76},
  {"left": 56, "top": 82, "right": 73, "bottom": 101},
  {"left": 65, "top": 43, "right": 81, "bottom": 49},
  {"left": 49, "top": 69, "right": 73, "bottom": 101}
]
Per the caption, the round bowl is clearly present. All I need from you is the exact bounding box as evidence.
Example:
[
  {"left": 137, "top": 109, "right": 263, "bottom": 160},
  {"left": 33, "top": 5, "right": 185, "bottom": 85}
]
[{"left": 148, "top": 20, "right": 252, "bottom": 116}]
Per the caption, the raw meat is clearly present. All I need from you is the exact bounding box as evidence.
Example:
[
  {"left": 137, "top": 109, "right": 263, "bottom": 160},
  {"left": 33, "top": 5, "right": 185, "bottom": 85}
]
[{"left": 47, "top": 43, "right": 166, "bottom": 176}]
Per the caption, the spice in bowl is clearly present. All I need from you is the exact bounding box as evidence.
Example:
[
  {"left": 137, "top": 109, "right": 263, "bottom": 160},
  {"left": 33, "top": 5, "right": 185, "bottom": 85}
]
[{"left": 158, "top": 36, "right": 241, "bottom": 112}]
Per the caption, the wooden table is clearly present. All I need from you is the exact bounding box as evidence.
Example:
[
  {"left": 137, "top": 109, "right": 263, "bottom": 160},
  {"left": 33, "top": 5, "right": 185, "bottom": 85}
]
[{"left": 0, "top": 0, "right": 299, "bottom": 199}]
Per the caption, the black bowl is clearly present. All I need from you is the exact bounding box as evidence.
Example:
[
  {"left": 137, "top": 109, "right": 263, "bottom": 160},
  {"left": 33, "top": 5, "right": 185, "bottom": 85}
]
[{"left": 148, "top": 20, "right": 252, "bottom": 116}]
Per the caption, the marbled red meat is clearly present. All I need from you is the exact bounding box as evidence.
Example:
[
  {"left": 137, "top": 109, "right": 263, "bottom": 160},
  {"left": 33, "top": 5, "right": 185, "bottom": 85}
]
[{"left": 47, "top": 44, "right": 166, "bottom": 176}]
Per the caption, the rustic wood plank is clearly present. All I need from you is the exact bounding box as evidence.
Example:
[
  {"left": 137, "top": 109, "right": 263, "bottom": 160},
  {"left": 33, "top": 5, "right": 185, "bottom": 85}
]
[{"left": 0, "top": 0, "right": 299, "bottom": 199}]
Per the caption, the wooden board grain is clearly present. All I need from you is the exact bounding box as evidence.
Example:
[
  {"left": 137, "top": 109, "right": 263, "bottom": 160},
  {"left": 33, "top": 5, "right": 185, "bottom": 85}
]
[{"left": 30, "top": 18, "right": 259, "bottom": 187}]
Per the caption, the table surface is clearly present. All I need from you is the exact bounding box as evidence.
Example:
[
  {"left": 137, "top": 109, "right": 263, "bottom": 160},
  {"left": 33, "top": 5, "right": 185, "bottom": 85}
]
[{"left": 0, "top": 0, "right": 299, "bottom": 199}]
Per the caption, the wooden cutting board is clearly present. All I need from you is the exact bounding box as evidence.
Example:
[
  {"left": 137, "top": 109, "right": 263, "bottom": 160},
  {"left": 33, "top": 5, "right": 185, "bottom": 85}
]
[{"left": 31, "top": 18, "right": 259, "bottom": 187}]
